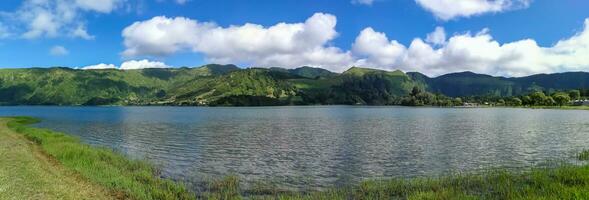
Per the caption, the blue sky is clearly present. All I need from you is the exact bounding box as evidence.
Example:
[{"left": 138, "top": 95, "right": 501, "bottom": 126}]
[{"left": 0, "top": 0, "right": 588, "bottom": 76}]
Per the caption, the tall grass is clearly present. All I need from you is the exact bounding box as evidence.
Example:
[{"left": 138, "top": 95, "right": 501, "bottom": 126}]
[
  {"left": 6, "top": 117, "right": 195, "bottom": 200},
  {"left": 579, "top": 149, "right": 589, "bottom": 161},
  {"left": 272, "top": 166, "right": 589, "bottom": 199}
]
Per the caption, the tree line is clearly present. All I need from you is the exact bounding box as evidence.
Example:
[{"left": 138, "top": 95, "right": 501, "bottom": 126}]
[{"left": 458, "top": 89, "right": 586, "bottom": 107}]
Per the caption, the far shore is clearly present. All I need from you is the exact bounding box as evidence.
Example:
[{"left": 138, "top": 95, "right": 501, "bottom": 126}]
[{"left": 1, "top": 104, "right": 589, "bottom": 111}]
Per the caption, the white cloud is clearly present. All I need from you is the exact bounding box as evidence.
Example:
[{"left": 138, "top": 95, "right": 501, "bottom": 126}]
[
  {"left": 49, "top": 45, "right": 69, "bottom": 56},
  {"left": 426, "top": 26, "right": 446, "bottom": 45},
  {"left": 175, "top": 0, "right": 189, "bottom": 5},
  {"left": 81, "top": 63, "right": 117, "bottom": 70},
  {"left": 120, "top": 59, "right": 170, "bottom": 70},
  {"left": 351, "top": 0, "right": 374, "bottom": 6},
  {"left": 121, "top": 13, "right": 589, "bottom": 77},
  {"left": 75, "top": 0, "right": 121, "bottom": 13},
  {"left": 72, "top": 24, "right": 95, "bottom": 40},
  {"left": 122, "top": 13, "right": 355, "bottom": 72},
  {"left": 415, "top": 0, "right": 532, "bottom": 20},
  {"left": 81, "top": 60, "right": 171, "bottom": 70},
  {"left": 352, "top": 19, "right": 589, "bottom": 77},
  {"left": 352, "top": 27, "right": 406, "bottom": 70},
  {"left": 122, "top": 16, "right": 204, "bottom": 57},
  {"left": 0, "top": 22, "right": 9, "bottom": 38},
  {"left": 0, "top": 0, "right": 123, "bottom": 39}
]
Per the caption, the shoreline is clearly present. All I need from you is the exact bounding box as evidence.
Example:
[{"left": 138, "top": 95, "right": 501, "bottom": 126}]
[
  {"left": 3, "top": 116, "right": 589, "bottom": 199},
  {"left": 0, "top": 104, "right": 588, "bottom": 111},
  {"left": 2, "top": 117, "right": 195, "bottom": 200}
]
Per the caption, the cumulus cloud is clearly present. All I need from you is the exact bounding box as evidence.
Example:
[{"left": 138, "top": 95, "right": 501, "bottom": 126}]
[
  {"left": 81, "top": 63, "right": 117, "bottom": 70},
  {"left": 122, "top": 13, "right": 356, "bottom": 72},
  {"left": 81, "top": 60, "right": 170, "bottom": 70},
  {"left": 351, "top": 0, "right": 374, "bottom": 6},
  {"left": 352, "top": 19, "right": 589, "bottom": 77},
  {"left": 49, "top": 45, "right": 69, "bottom": 56},
  {"left": 121, "top": 12, "right": 589, "bottom": 77},
  {"left": 120, "top": 59, "right": 170, "bottom": 70},
  {"left": 72, "top": 24, "right": 95, "bottom": 40},
  {"left": 352, "top": 27, "right": 406, "bottom": 70},
  {"left": 415, "top": 0, "right": 532, "bottom": 20},
  {"left": 426, "top": 27, "right": 446, "bottom": 45},
  {"left": 0, "top": 0, "right": 123, "bottom": 39}
]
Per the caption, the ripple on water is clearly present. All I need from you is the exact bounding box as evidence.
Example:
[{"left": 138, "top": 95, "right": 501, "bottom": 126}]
[{"left": 4, "top": 106, "right": 588, "bottom": 191}]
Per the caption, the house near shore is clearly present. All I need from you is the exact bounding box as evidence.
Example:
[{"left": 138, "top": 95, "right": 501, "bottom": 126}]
[
  {"left": 572, "top": 100, "right": 589, "bottom": 106},
  {"left": 462, "top": 102, "right": 480, "bottom": 107}
]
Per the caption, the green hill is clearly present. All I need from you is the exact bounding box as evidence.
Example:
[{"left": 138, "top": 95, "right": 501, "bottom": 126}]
[
  {"left": 0, "top": 65, "right": 588, "bottom": 106},
  {"left": 411, "top": 71, "right": 589, "bottom": 97}
]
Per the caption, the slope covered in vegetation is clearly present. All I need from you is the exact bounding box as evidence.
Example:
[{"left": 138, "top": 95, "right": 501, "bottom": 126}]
[{"left": 1, "top": 65, "right": 589, "bottom": 106}]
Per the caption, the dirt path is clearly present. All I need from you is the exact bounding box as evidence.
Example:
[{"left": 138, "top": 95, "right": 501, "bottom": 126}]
[{"left": 0, "top": 119, "right": 114, "bottom": 200}]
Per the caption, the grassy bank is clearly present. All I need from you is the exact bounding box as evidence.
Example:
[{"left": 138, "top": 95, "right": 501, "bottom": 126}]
[
  {"left": 277, "top": 165, "right": 589, "bottom": 199},
  {"left": 192, "top": 162, "right": 589, "bottom": 200},
  {"left": 4, "top": 117, "right": 194, "bottom": 200},
  {"left": 456, "top": 105, "right": 589, "bottom": 110},
  {"left": 528, "top": 105, "right": 589, "bottom": 110},
  {"left": 0, "top": 118, "right": 112, "bottom": 199}
]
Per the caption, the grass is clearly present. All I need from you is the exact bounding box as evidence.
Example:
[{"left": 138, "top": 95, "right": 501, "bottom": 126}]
[
  {"left": 189, "top": 164, "right": 589, "bottom": 200},
  {"left": 5, "top": 116, "right": 589, "bottom": 200},
  {"left": 286, "top": 165, "right": 589, "bottom": 199},
  {"left": 4, "top": 117, "right": 195, "bottom": 200},
  {"left": 520, "top": 105, "right": 589, "bottom": 110},
  {"left": 478, "top": 105, "right": 589, "bottom": 111},
  {"left": 579, "top": 150, "right": 589, "bottom": 161},
  {"left": 0, "top": 118, "right": 112, "bottom": 200}
]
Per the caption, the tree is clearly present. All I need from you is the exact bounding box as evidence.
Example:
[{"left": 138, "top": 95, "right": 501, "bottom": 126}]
[
  {"left": 530, "top": 91, "right": 547, "bottom": 106},
  {"left": 497, "top": 99, "right": 506, "bottom": 106},
  {"left": 553, "top": 92, "right": 571, "bottom": 106},
  {"left": 453, "top": 97, "right": 463, "bottom": 106},
  {"left": 545, "top": 96, "right": 556, "bottom": 106},
  {"left": 411, "top": 86, "right": 422, "bottom": 97},
  {"left": 569, "top": 90, "right": 581, "bottom": 100},
  {"left": 521, "top": 95, "right": 532, "bottom": 106},
  {"left": 510, "top": 97, "right": 522, "bottom": 106}
]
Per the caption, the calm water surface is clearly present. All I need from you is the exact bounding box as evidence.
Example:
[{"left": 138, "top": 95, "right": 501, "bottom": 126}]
[{"left": 1, "top": 106, "right": 588, "bottom": 190}]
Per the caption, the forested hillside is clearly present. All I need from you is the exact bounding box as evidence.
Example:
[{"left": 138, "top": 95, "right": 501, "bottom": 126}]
[{"left": 0, "top": 64, "right": 588, "bottom": 106}]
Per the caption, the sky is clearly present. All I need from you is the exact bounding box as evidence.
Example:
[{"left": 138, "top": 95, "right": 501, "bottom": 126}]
[{"left": 0, "top": 0, "right": 588, "bottom": 77}]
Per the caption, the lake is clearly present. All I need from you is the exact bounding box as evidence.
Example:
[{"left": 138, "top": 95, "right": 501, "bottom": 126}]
[{"left": 1, "top": 106, "right": 588, "bottom": 191}]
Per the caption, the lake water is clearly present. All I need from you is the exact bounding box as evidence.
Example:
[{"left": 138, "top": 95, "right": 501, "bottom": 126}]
[{"left": 1, "top": 106, "right": 588, "bottom": 191}]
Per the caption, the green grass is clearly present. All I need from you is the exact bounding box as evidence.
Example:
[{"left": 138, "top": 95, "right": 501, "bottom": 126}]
[
  {"left": 172, "top": 164, "right": 589, "bottom": 199},
  {"left": 5, "top": 117, "right": 195, "bottom": 200},
  {"left": 0, "top": 118, "right": 112, "bottom": 200},
  {"left": 579, "top": 150, "right": 589, "bottom": 161},
  {"left": 268, "top": 165, "right": 589, "bottom": 200},
  {"left": 530, "top": 105, "right": 589, "bottom": 110},
  {"left": 490, "top": 105, "right": 589, "bottom": 111}
]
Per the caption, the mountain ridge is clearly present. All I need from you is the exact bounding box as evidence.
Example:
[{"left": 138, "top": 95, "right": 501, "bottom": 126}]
[{"left": 0, "top": 64, "right": 588, "bottom": 106}]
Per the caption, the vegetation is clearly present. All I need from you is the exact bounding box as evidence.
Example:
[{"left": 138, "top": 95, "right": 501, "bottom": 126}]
[
  {"left": 0, "top": 118, "right": 112, "bottom": 200},
  {"left": 412, "top": 71, "right": 589, "bottom": 97},
  {"left": 457, "top": 89, "right": 589, "bottom": 108},
  {"left": 276, "top": 165, "right": 589, "bottom": 199},
  {"left": 579, "top": 150, "right": 589, "bottom": 161},
  {"left": 5, "top": 117, "right": 195, "bottom": 200},
  {"left": 1, "top": 65, "right": 589, "bottom": 106},
  {"left": 173, "top": 162, "right": 589, "bottom": 199}
]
